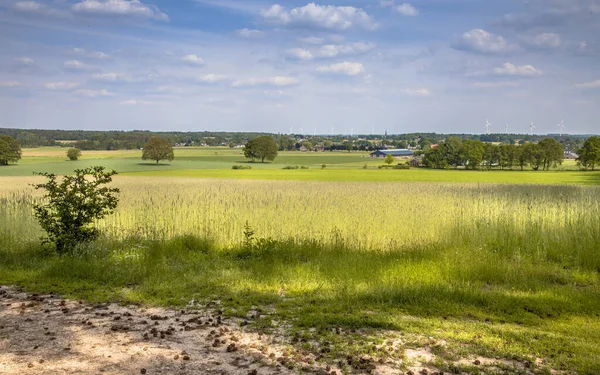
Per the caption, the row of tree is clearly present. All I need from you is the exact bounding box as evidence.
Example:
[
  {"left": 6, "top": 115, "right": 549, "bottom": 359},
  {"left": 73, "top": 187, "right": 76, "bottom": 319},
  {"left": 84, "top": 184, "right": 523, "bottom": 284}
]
[
  {"left": 423, "top": 137, "right": 564, "bottom": 170},
  {"left": 576, "top": 136, "right": 600, "bottom": 170}
]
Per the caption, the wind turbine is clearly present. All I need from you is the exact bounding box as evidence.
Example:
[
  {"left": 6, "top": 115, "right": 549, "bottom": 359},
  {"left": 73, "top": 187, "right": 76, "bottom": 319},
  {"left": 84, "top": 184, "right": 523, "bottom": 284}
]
[
  {"left": 289, "top": 126, "right": 293, "bottom": 134},
  {"left": 530, "top": 121, "right": 536, "bottom": 136},
  {"left": 300, "top": 126, "right": 304, "bottom": 135},
  {"left": 485, "top": 118, "right": 491, "bottom": 135},
  {"left": 505, "top": 123, "right": 509, "bottom": 134},
  {"left": 557, "top": 119, "right": 565, "bottom": 137}
]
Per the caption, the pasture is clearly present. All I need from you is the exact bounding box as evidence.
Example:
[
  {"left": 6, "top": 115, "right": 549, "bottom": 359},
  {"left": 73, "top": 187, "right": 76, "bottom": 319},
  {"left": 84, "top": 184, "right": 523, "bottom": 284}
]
[{"left": 1, "top": 147, "right": 599, "bottom": 374}]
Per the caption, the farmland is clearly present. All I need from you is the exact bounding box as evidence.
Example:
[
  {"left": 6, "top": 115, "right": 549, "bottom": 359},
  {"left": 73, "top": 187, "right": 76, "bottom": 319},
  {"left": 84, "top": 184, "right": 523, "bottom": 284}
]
[{"left": 1, "top": 147, "right": 600, "bottom": 374}]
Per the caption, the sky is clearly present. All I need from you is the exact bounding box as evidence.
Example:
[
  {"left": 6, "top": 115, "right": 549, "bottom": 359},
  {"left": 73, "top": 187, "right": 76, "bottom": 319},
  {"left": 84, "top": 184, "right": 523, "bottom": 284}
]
[{"left": 0, "top": 0, "right": 599, "bottom": 135}]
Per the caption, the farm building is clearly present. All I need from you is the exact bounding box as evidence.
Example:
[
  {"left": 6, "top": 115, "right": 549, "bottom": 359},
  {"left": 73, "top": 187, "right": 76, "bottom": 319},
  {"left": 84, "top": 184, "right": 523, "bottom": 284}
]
[{"left": 370, "top": 149, "right": 414, "bottom": 158}]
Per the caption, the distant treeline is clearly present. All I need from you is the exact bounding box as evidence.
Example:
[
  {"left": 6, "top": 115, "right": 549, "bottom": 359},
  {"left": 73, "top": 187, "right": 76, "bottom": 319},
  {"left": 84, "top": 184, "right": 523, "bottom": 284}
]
[
  {"left": 422, "top": 137, "right": 565, "bottom": 171},
  {"left": 0, "top": 127, "right": 592, "bottom": 152}
]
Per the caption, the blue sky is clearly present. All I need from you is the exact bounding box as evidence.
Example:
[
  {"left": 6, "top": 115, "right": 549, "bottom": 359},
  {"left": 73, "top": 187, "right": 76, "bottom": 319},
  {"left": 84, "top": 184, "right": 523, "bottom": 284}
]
[{"left": 0, "top": 0, "right": 598, "bottom": 134}]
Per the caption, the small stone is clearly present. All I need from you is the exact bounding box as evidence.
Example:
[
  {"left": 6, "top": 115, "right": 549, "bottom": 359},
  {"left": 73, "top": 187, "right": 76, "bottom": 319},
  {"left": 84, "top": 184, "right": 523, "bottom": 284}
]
[
  {"left": 183, "top": 355, "right": 190, "bottom": 361},
  {"left": 473, "top": 359, "right": 481, "bottom": 365},
  {"left": 140, "top": 368, "right": 147, "bottom": 374}
]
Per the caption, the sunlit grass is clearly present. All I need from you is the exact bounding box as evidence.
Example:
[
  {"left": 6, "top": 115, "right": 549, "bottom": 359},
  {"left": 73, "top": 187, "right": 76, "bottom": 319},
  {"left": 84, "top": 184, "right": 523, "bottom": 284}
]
[{"left": 1, "top": 176, "right": 599, "bottom": 373}]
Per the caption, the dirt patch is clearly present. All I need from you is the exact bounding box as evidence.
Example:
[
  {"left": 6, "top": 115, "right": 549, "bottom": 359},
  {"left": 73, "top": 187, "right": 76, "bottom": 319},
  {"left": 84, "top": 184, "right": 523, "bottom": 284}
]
[{"left": 0, "top": 286, "right": 314, "bottom": 375}]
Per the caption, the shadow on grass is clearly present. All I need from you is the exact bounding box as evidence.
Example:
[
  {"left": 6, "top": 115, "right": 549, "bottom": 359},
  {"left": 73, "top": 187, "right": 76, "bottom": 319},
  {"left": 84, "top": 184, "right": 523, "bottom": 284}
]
[{"left": 136, "top": 163, "right": 172, "bottom": 166}]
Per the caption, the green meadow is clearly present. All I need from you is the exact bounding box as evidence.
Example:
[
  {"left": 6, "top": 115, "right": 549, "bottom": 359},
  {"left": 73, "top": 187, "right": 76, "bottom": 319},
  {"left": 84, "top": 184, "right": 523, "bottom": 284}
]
[{"left": 1, "top": 147, "right": 600, "bottom": 374}]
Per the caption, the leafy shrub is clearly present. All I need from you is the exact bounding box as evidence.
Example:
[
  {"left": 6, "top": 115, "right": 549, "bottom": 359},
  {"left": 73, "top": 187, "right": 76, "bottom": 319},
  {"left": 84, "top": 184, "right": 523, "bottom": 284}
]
[
  {"left": 394, "top": 164, "right": 411, "bottom": 170},
  {"left": 321, "top": 164, "right": 326, "bottom": 169},
  {"left": 32, "top": 166, "right": 120, "bottom": 255},
  {"left": 300, "top": 166, "right": 309, "bottom": 169},
  {"left": 67, "top": 148, "right": 81, "bottom": 161},
  {"left": 283, "top": 166, "right": 299, "bottom": 170},
  {"left": 232, "top": 165, "right": 252, "bottom": 170}
]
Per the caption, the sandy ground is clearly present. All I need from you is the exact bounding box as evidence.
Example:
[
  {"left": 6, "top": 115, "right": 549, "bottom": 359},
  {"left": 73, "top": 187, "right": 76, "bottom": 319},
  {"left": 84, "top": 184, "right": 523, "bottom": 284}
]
[
  {"left": 0, "top": 286, "right": 316, "bottom": 375},
  {"left": 0, "top": 285, "right": 547, "bottom": 375}
]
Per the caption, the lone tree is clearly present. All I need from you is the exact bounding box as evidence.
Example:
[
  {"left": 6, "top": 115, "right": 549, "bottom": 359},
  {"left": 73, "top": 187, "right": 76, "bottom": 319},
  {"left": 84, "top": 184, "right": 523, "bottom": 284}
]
[
  {"left": 577, "top": 136, "right": 600, "bottom": 171},
  {"left": 0, "top": 135, "right": 22, "bottom": 165},
  {"left": 32, "top": 166, "right": 120, "bottom": 255},
  {"left": 142, "top": 136, "right": 174, "bottom": 164},
  {"left": 385, "top": 154, "right": 394, "bottom": 165},
  {"left": 244, "top": 136, "right": 278, "bottom": 163},
  {"left": 67, "top": 148, "right": 82, "bottom": 161}
]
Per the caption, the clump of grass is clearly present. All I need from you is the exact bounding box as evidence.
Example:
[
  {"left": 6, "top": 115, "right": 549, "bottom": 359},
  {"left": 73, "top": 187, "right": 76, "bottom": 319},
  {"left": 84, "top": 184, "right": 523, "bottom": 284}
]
[{"left": 232, "top": 165, "right": 252, "bottom": 170}]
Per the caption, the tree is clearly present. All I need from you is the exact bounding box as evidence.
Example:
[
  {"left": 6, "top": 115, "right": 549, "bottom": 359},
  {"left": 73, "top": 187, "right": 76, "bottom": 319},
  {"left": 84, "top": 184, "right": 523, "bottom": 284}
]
[
  {"left": 142, "top": 136, "right": 174, "bottom": 164},
  {"left": 0, "top": 135, "right": 22, "bottom": 165},
  {"left": 385, "top": 154, "right": 394, "bottom": 165},
  {"left": 538, "top": 138, "right": 564, "bottom": 170},
  {"left": 461, "top": 140, "right": 485, "bottom": 170},
  {"left": 577, "top": 136, "right": 600, "bottom": 171},
  {"left": 523, "top": 142, "right": 543, "bottom": 170},
  {"left": 67, "top": 148, "right": 82, "bottom": 161},
  {"left": 243, "top": 136, "right": 278, "bottom": 163},
  {"left": 32, "top": 166, "right": 120, "bottom": 255},
  {"left": 423, "top": 145, "right": 449, "bottom": 169}
]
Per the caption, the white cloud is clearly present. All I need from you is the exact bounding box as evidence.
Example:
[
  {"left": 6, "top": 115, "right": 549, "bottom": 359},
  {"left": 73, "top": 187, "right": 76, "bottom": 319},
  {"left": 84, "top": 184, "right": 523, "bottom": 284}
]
[
  {"left": 13, "top": 1, "right": 45, "bottom": 12},
  {"left": 197, "top": 74, "right": 227, "bottom": 83},
  {"left": 575, "top": 80, "right": 600, "bottom": 89},
  {"left": 235, "top": 28, "right": 265, "bottom": 38},
  {"left": 455, "top": 29, "right": 515, "bottom": 54},
  {"left": 315, "top": 42, "right": 374, "bottom": 58},
  {"left": 395, "top": 3, "right": 418, "bottom": 16},
  {"left": 120, "top": 99, "right": 152, "bottom": 105},
  {"left": 232, "top": 76, "right": 299, "bottom": 87},
  {"left": 316, "top": 61, "right": 364, "bottom": 76},
  {"left": 527, "top": 33, "right": 562, "bottom": 49},
  {"left": 493, "top": 63, "right": 542, "bottom": 77},
  {"left": 71, "top": 0, "right": 168, "bottom": 21},
  {"left": 400, "top": 88, "right": 431, "bottom": 97},
  {"left": 298, "top": 36, "right": 324, "bottom": 45},
  {"left": 15, "top": 57, "right": 34, "bottom": 66},
  {"left": 63, "top": 60, "right": 89, "bottom": 70},
  {"left": 44, "top": 82, "right": 79, "bottom": 90},
  {"left": 380, "top": 0, "right": 395, "bottom": 7},
  {"left": 181, "top": 54, "right": 205, "bottom": 66},
  {"left": 0, "top": 81, "right": 21, "bottom": 88},
  {"left": 74, "top": 88, "right": 112, "bottom": 97},
  {"left": 287, "top": 48, "right": 314, "bottom": 60},
  {"left": 73, "top": 48, "right": 111, "bottom": 59},
  {"left": 260, "top": 3, "right": 377, "bottom": 31},
  {"left": 92, "top": 72, "right": 130, "bottom": 81}
]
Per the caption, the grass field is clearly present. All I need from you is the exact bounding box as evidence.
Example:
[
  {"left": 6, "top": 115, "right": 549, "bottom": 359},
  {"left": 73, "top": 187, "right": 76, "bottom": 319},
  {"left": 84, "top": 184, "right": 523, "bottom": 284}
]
[{"left": 1, "top": 147, "right": 599, "bottom": 374}]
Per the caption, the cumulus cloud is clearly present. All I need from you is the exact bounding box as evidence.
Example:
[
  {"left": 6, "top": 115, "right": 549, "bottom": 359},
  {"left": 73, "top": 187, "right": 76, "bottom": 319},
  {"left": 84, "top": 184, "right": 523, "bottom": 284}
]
[
  {"left": 525, "top": 33, "right": 562, "bottom": 49},
  {"left": 454, "top": 29, "right": 516, "bottom": 54},
  {"left": 260, "top": 3, "right": 377, "bottom": 31},
  {"left": 316, "top": 62, "right": 364, "bottom": 76},
  {"left": 0, "top": 81, "right": 21, "bottom": 88},
  {"left": 401, "top": 88, "right": 431, "bottom": 96},
  {"left": 575, "top": 80, "right": 600, "bottom": 89},
  {"left": 197, "top": 74, "right": 227, "bottom": 83},
  {"left": 14, "top": 57, "right": 35, "bottom": 66},
  {"left": 298, "top": 36, "right": 324, "bottom": 45},
  {"left": 395, "top": 3, "right": 419, "bottom": 16},
  {"left": 493, "top": 63, "right": 542, "bottom": 77},
  {"left": 181, "top": 54, "right": 205, "bottom": 66},
  {"left": 44, "top": 82, "right": 79, "bottom": 90},
  {"left": 287, "top": 48, "right": 314, "bottom": 60},
  {"left": 120, "top": 99, "right": 152, "bottom": 105},
  {"left": 315, "top": 42, "right": 374, "bottom": 58},
  {"left": 235, "top": 28, "right": 265, "bottom": 38},
  {"left": 63, "top": 60, "right": 89, "bottom": 70},
  {"left": 74, "top": 88, "right": 112, "bottom": 97},
  {"left": 72, "top": 48, "right": 111, "bottom": 59},
  {"left": 91, "top": 72, "right": 130, "bottom": 81},
  {"left": 14, "top": 1, "right": 46, "bottom": 12},
  {"left": 71, "top": 0, "right": 168, "bottom": 21},
  {"left": 232, "top": 76, "right": 299, "bottom": 87}
]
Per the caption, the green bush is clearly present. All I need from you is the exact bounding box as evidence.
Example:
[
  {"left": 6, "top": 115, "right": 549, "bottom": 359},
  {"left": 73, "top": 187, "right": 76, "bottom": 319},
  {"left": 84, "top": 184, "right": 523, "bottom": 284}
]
[
  {"left": 394, "top": 164, "right": 411, "bottom": 170},
  {"left": 232, "top": 165, "right": 252, "bottom": 170},
  {"left": 67, "top": 148, "right": 82, "bottom": 161},
  {"left": 300, "top": 166, "right": 309, "bottom": 169},
  {"left": 283, "top": 166, "right": 299, "bottom": 170},
  {"left": 32, "top": 166, "right": 120, "bottom": 255}
]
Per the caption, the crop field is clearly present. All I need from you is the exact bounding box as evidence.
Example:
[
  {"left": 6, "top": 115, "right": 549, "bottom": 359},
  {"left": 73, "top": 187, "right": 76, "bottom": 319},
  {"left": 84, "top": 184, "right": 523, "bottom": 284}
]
[{"left": 1, "top": 148, "right": 600, "bottom": 374}]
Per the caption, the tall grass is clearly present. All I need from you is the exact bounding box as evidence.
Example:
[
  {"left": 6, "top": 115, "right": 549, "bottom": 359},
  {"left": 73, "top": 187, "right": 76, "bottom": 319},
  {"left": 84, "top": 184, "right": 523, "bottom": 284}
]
[{"left": 1, "top": 176, "right": 599, "bottom": 373}]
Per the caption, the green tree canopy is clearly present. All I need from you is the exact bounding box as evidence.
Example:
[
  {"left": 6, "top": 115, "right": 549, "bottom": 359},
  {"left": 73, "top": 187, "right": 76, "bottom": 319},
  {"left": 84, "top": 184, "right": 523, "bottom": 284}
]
[
  {"left": 142, "top": 136, "right": 174, "bottom": 164},
  {"left": 67, "top": 148, "right": 82, "bottom": 161},
  {"left": 0, "top": 135, "right": 22, "bottom": 165},
  {"left": 577, "top": 136, "right": 600, "bottom": 171},
  {"left": 243, "top": 136, "right": 278, "bottom": 163},
  {"left": 538, "top": 138, "right": 564, "bottom": 171},
  {"left": 385, "top": 154, "right": 394, "bottom": 165},
  {"left": 461, "top": 140, "right": 485, "bottom": 170}
]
